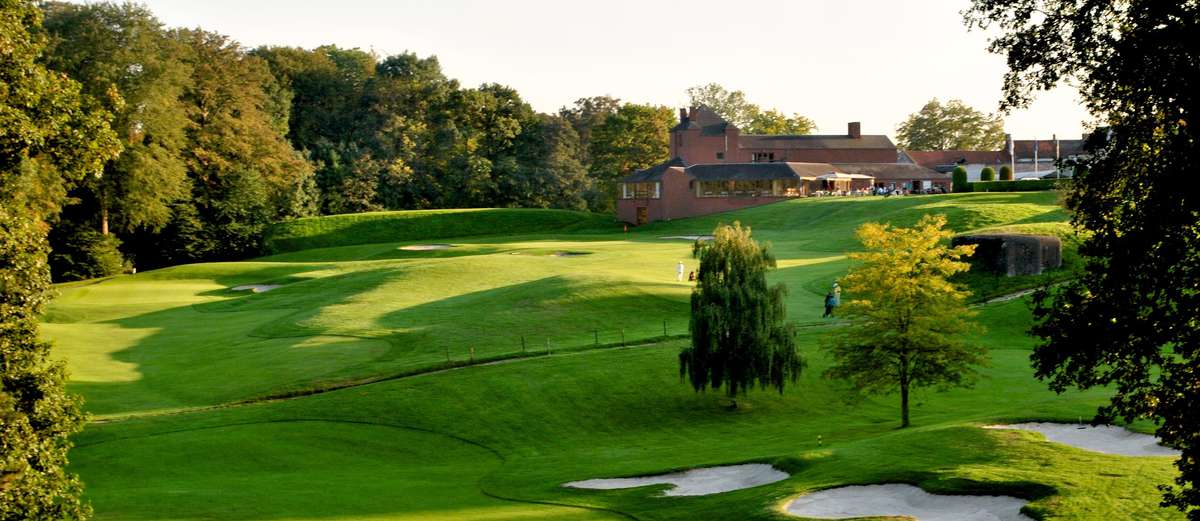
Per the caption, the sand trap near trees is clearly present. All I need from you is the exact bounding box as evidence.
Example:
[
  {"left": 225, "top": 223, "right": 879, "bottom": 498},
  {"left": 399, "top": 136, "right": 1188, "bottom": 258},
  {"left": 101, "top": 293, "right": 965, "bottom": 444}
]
[
  {"left": 398, "top": 243, "right": 455, "bottom": 251},
  {"left": 786, "top": 484, "right": 1032, "bottom": 520},
  {"left": 564, "top": 463, "right": 787, "bottom": 496},
  {"left": 659, "top": 235, "right": 714, "bottom": 241},
  {"left": 231, "top": 284, "right": 282, "bottom": 293},
  {"left": 985, "top": 423, "right": 1179, "bottom": 457}
]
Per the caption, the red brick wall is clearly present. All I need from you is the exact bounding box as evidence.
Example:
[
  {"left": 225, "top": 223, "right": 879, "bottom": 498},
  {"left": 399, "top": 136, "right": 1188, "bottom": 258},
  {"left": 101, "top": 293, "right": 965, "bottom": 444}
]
[
  {"left": 617, "top": 168, "right": 793, "bottom": 225},
  {"left": 671, "top": 129, "right": 732, "bottom": 164}
]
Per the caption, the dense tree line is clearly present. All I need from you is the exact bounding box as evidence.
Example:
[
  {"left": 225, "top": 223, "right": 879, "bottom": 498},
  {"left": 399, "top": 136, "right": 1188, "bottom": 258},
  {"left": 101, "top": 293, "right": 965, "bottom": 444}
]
[{"left": 30, "top": 2, "right": 678, "bottom": 277}]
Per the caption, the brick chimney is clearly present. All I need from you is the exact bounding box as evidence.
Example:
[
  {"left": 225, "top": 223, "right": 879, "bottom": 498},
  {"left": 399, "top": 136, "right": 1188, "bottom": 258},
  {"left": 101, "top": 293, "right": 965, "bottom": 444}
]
[
  {"left": 679, "top": 108, "right": 688, "bottom": 124},
  {"left": 848, "top": 122, "right": 861, "bottom": 138}
]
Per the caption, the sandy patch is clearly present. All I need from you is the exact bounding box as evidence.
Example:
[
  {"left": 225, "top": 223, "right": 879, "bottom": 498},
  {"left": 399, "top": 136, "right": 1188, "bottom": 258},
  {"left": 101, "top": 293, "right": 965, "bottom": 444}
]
[
  {"left": 399, "top": 243, "right": 455, "bottom": 251},
  {"left": 984, "top": 423, "right": 1179, "bottom": 457},
  {"left": 786, "top": 483, "right": 1032, "bottom": 520},
  {"left": 564, "top": 463, "right": 787, "bottom": 497},
  {"left": 659, "top": 235, "right": 714, "bottom": 241},
  {"left": 231, "top": 284, "right": 281, "bottom": 293}
]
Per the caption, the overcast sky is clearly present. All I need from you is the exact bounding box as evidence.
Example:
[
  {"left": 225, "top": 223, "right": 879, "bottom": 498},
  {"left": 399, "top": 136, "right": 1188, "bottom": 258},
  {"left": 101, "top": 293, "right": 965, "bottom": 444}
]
[{"left": 100, "top": 0, "right": 1092, "bottom": 141}]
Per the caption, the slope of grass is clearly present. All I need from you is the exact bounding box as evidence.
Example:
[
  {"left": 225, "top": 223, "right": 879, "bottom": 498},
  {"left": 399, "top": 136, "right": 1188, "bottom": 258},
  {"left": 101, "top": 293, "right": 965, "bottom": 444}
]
[
  {"left": 265, "top": 207, "right": 618, "bottom": 253},
  {"left": 69, "top": 302, "right": 1180, "bottom": 520},
  {"left": 46, "top": 192, "right": 1168, "bottom": 521}
]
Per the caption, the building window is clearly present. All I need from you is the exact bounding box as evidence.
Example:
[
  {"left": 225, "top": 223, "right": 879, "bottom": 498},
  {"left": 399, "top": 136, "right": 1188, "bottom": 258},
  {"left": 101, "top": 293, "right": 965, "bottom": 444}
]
[
  {"left": 621, "top": 182, "right": 660, "bottom": 199},
  {"left": 716, "top": 152, "right": 725, "bottom": 160},
  {"left": 752, "top": 152, "right": 775, "bottom": 163}
]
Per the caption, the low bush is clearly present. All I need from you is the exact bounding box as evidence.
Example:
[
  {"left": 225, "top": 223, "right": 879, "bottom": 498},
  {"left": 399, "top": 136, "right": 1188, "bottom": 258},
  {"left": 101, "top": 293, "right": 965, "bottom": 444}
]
[{"left": 968, "top": 179, "right": 1062, "bottom": 192}]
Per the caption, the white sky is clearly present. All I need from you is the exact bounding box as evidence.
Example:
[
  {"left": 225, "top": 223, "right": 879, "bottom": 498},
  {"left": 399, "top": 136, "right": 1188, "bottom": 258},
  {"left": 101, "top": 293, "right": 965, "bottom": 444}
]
[{"left": 94, "top": 0, "right": 1092, "bottom": 141}]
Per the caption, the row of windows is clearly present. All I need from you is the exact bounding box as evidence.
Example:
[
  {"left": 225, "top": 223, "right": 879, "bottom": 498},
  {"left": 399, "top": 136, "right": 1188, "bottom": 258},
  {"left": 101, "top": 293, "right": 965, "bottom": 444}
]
[
  {"left": 620, "top": 182, "right": 660, "bottom": 199},
  {"left": 694, "top": 179, "right": 802, "bottom": 198}
]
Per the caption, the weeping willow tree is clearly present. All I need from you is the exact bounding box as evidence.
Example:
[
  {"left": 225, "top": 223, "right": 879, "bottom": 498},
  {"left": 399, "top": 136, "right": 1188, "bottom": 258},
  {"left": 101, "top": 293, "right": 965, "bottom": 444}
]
[{"left": 679, "top": 222, "right": 805, "bottom": 408}]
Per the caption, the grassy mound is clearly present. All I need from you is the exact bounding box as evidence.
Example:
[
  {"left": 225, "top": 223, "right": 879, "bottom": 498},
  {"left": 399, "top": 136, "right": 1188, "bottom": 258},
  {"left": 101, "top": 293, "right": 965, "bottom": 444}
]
[{"left": 265, "top": 208, "right": 617, "bottom": 253}]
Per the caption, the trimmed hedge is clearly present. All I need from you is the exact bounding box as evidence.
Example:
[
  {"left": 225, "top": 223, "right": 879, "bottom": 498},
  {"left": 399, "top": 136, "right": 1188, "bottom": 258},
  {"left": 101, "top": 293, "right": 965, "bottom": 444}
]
[
  {"left": 980, "top": 166, "right": 996, "bottom": 182},
  {"left": 952, "top": 166, "right": 969, "bottom": 192},
  {"left": 265, "top": 208, "right": 617, "bottom": 253},
  {"left": 968, "top": 179, "right": 1063, "bottom": 192},
  {"left": 999, "top": 164, "right": 1013, "bottom": 181}
]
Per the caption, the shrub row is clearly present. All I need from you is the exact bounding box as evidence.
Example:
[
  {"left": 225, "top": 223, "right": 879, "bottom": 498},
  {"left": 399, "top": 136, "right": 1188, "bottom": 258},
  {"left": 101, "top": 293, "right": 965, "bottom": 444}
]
[
  {"left": 265, "top": 208, "right": 617, "bottom": 253},
  {"left": 967, "top": 179, "right": 1064, "bottom": 192}
]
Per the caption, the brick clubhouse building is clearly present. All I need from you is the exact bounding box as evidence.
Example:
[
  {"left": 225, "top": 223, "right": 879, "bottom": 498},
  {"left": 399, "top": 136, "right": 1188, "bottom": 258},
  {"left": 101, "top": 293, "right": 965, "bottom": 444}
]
[{"left": 617, "top": 107, "right": 948, "bottom": 225}]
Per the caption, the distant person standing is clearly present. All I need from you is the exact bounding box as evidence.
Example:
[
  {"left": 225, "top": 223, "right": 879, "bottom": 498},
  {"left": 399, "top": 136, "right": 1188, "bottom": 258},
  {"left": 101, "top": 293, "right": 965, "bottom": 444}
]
[
  {"left": 676, "top": 261, "right": 685, "bottom": 282},
  {"left": 823, "top": 291, "right": 836, "bottom": 318},
  {"left": 832, "top": 281, "right": 841, "bottom": 307}
]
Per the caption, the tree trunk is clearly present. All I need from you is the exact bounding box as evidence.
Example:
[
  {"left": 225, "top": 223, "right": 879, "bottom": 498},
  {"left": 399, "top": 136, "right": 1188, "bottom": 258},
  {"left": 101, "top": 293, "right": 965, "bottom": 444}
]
[
  {"left": 100, "top": 204, "right": 109, "bottom": 236},
  {"left": 899, "top": 352, "right": 910, "bottom": 428}
]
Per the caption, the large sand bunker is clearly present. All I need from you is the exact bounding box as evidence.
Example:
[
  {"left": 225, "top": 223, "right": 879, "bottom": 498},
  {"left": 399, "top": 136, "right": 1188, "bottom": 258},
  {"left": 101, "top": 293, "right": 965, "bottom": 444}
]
[
  {"left": 564, "top": 463, "right": 787, "bottom": 496},
  {"left": 985, "top": 423, "right": 1179, "bottom": 457},
  {"left": 398, "top": 243, "right": 455, "bottom": 251},
  {"left": 231, "top": 284, "right": 281, "bottom": 293},
  {"left": 786, "top": 483, "right": 1032, "bottom": 520}
]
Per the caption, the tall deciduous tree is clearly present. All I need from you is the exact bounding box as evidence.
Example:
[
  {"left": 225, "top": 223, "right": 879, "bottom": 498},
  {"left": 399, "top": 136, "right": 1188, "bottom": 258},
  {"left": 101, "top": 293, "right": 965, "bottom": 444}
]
[
  {"left": 40, "top": 2, "right": 191, "bottom": 237},
  {"left": 823, "top": 215, "right": 984, "bottom": 427},
  {"left": 680, "top": 223, "right": 805, "bottom": 408},
  {"left": 588, "top": 103, "right": 673, "bottom": 181},
  {"left": 559, "top": 95, "right": 620, "bottom": 168},
  {"left": 686, "top": 83, "right": 759, "bottom": 129},
  {"left": 896, "top": 98, "right": 1006, "bottom": 151},
  {"left": 163, "top": 28, "right": 316, "bottom": 261},
  {"left": 746, "top": 109, "right": 816, "bottom": 135},
  {"left": 1, "top": 1, "right": 120, "bottom": 517},
  {"left": 965, "top": 1, "right": 1200, "bottom": 514},
  {"left": 686, "top": 83, "right": 815, "bottom": 135}
]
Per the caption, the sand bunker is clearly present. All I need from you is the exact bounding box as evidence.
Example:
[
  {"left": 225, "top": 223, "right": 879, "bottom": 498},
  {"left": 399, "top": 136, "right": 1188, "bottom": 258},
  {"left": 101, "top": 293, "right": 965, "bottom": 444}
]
[
  {"left": 399, "top": 244, "right": 455, "bottom": 251},
  {"left": 660, "top": 235, "right": 714, "bottom": 241},
  {"left": 564, "top": 463, "right": 787, "bottom": 497},
  {"left": 786, "top": 484, "right": 1032, "bottom": 520},
  {"left": 985, "top": 423, "right": 1179, "bottom": 457},
  {"left": 230, "top": 284, "right": 281, "bottom": 293}
]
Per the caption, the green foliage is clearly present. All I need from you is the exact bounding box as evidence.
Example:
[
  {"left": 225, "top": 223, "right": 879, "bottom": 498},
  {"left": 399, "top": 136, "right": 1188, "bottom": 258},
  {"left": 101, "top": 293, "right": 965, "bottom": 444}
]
[
  {"left": 40, "top": 2, "right": 192, "bottom": 235},
  {"left": 980, "top": 166, "right": 996, "bottom": 181},
  {"left": 47, "top": 222, "right": 128, "bottom": 281},
  {"left": 967, "top": 0, "right": 1200, "bottom": 513},
  {"left": 588, "top": 103, "right": 673, "bottom": 180},
  {"left": 969, "top": 179, "right": 1060, "bottom": 192},
  {"left": 999, "top": 164, "right": 1013, "bottom": 181},
  {"left": 680, "top": 222, "right": 804, "bottom": 402},
  {"left": 0, "top": 2, "right": 116, "bottom": 516},
  {"left": 746, "top": 109, "right": 815, "bottom": 135},
  {"left": 686, "top": 83, "right": 814, "bottom": 135},
  {"left": 896, "top": 98, "right": 1006, "bottom": 151},
  {"left": 685, "top": 83, "right": 759, "bottom": 129},
  {"left": 265, "top": 208, "right": 614, "bottom": 253},
  {"left": 824, "top": 214, "right": 986, "bottom": 427},
  {"left": 952, "top": 166, "right": 969, "bottom": 192}
]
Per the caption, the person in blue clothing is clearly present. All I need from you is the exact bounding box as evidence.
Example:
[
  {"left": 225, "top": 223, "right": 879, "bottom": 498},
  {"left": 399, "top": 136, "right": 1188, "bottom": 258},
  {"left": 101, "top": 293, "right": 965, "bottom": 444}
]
[{"left": 823, "top": 291, "right": 837, "bottom": 317}]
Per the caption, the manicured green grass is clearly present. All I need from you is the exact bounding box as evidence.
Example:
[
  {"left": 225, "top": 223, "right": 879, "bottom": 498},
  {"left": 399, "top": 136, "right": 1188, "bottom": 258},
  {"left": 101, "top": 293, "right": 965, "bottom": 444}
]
[{"left": 46, "top": 192, "right": 1178, "bottom": 520}]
